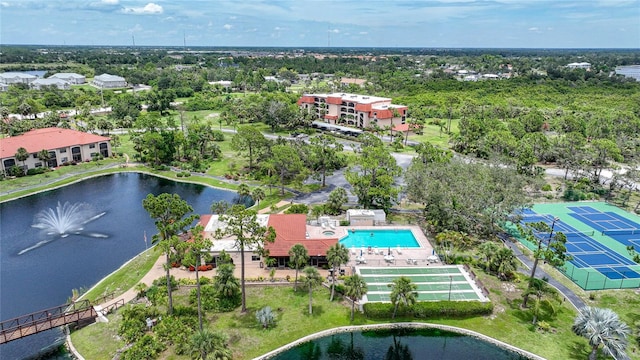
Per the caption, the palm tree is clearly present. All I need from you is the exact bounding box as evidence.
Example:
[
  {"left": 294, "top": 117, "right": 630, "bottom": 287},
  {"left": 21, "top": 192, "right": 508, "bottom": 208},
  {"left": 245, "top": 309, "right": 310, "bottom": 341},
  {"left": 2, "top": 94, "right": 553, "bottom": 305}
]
[
  {"left": 37, "top": 149, "right": 50, "bottom": 167},
  {"left": 182, "top": 225, "right": 211, "bottom": 330},
  {"left": 288, "top": 244, "right": 309, "bottom": 291},
  {"left": 572, "top": 307, "right": 631, "bottom": 360},
  {"left": 388, "top": 276, "right": 418, "bottom": 319},
  {"left": 494, "top": 247, "right": 518, "bottom": 280},
  {"left": 523, "top": 277, "right": 557, "bottom": 324},
  {"left": 236, "top": 183, "right": 251, "bottom": 205},
  {"left": 214, "top": 263, "right": 239, "bottom": 298},
  {"left": 326, "top": 243, "right": 350, "bottom": 301},
  {"left": 188, "top": 328, "right": 232, "bottom": 360},
  {"left": 15, "top": 147, "right": 29, "bottom": 174},
  {"left": 344, "top": 274, "right": 368, "bottom": 321},
  {"left": 251, "top": 187, "right": 265, "bottom": 208},
  {"left": 301, "top": 266, "right": 323, "bottom": 315}
]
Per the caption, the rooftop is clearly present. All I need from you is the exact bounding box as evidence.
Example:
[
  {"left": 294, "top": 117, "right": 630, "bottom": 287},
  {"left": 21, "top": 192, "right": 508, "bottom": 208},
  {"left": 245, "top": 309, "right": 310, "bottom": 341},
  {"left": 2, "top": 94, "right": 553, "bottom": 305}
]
[{"left": 0, "top": 127, "right": 111, "bottom": 159}]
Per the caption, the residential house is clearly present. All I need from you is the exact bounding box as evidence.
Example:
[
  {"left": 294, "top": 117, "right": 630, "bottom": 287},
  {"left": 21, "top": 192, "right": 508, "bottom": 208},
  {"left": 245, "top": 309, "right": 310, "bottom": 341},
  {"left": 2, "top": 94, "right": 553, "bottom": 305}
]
[
  {"left": 298, "top": 92, "right": 408, "bottom": 130},
  {"left": 567, "top": 62, "right": 591, "bottom": 69},
  {"left": 0, "top": 128, "right": 112, "bottom": 174},
  {"left": 93, "top": 74, "right": 127, "bottom": 88},
  {"left": 50, "top": 73, "right": 86, "bottom": 84}
]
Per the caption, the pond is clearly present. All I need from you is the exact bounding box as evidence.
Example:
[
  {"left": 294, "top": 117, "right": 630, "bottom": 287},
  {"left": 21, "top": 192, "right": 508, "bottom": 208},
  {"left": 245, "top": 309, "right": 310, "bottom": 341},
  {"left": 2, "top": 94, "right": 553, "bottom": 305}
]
[
  {"left": 267, "top": 327, "right": 532, "bottom": 360},
  {"left": 0, "top": 173, "right": 237, "bottom": 359}
]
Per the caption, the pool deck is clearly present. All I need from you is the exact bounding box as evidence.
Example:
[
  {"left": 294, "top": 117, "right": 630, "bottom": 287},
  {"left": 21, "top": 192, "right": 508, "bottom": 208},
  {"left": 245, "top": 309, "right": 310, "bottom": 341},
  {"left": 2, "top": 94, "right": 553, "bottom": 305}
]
[{"left": 307, "top": 224, "right": 439, "bottom": 268}]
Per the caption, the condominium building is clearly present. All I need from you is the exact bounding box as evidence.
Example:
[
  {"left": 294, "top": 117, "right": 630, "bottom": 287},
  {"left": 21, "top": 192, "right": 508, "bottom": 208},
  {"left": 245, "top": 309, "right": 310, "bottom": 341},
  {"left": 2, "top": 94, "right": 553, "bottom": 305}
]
[
  {"left": 297, "top": 93, "right": 407, "bottom": 130},
  {"left": 0, "top": 128, "right": 111, "bottom": 173}
]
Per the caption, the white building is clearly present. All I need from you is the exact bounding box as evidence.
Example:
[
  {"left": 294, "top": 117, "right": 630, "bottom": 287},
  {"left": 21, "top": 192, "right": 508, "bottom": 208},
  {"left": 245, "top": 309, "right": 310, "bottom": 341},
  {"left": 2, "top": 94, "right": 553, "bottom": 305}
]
[
  {"left": 0, "top": 72, "right": 37, "bottom": 85},
  {"left": 567, "top": 62, "right": 591, "bottom": 69},
  {"left": 93, "top": 74, "right": 127, "bottom": 89},
  {"left": 31, "top": 78, "right": 71, "bottom": 90},
  {"left": 0, "top": 83, "right": 8, "bottom": 92},
  {"left": 50, "top": 73, "right": 86, "bottom": 84}
]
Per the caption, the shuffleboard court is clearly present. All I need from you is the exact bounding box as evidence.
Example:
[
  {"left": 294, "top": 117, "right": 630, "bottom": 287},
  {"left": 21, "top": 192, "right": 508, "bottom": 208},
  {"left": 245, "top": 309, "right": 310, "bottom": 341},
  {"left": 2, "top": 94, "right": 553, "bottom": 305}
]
[{"left": 356, "top": 265, "right": 489, "bottom": 304}]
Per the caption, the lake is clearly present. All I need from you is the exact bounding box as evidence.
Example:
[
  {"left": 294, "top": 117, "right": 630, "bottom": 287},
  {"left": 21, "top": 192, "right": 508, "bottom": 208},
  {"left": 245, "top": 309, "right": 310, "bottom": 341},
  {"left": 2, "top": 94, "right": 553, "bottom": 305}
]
[{"left": 0, "top": 173, "right": 237, "bottom": 359}]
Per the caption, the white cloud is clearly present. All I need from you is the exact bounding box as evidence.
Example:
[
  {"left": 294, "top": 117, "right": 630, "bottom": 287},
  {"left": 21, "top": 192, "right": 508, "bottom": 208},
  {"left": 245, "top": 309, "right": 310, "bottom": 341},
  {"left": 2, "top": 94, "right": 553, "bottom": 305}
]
[
  {"left": 101, "top": 0, "right": 119, "bottom": 4},
  {"left": 329, "top": 29, "right": 340, "bottom": 33},
  {"left": 528, "top": 27, "right": 539, "bottom": 31},
  {"left": 359, "top": 31, "right": 368, "bottom": 35},
  {"left": 0, "top": 2, "right": 9, "bottom": 7},
  {"left": 122, "top": 2, "right": 163, "bottom": 15},
  {"left": 229, "top": 16, "right": 237, "bottom": 20},
  {"left": 274, "top": 26, "right": 287, "bottom": 31},
  {"left": 223, "top": 24, "right": 232, "bottom": 30}
]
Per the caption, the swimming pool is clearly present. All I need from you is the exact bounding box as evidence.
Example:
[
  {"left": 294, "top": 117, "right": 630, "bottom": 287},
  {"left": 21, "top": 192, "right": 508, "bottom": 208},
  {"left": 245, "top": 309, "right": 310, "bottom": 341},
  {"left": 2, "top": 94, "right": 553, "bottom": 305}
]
[{"left": 339, "top": 229, "right": 420, "bottom": 248}]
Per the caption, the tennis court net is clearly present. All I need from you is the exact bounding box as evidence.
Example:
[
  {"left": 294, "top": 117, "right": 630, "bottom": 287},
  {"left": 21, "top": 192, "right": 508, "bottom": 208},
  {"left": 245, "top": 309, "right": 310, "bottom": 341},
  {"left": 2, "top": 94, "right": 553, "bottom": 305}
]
[
  {"left": 602, "top": 229, "right": 640, "bottom": 236},
  {"left": 535, "top": 230, "right": 594, "bottom": 238}
]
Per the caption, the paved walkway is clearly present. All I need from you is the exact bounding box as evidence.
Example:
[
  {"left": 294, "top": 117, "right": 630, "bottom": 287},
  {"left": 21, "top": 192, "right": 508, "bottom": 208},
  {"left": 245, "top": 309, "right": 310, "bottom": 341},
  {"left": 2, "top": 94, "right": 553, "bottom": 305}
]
[{"left": 498, "top": 232, "right": 586, "bottom": 310}]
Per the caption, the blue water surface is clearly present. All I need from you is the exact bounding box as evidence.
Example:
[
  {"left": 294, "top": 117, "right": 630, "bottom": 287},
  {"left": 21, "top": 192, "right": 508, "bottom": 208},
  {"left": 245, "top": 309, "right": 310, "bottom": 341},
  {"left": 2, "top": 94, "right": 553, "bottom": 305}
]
[
  {"left": 0, "top": 173, "right": 237, "bottom": 359},
  {"left": 339, "top": 229, "right": 420, "bottom": 249}
]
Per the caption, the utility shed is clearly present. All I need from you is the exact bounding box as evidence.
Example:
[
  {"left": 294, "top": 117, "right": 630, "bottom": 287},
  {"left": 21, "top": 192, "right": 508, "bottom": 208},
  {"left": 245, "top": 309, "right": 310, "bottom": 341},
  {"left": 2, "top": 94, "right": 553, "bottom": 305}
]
[{"left": 346, "top": 209, "right": 386, "bottom": 226}]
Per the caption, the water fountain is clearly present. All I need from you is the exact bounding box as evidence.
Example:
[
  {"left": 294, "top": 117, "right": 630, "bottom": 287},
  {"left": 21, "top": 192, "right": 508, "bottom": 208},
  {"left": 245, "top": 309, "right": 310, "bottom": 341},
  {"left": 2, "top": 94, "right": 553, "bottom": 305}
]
[{"left": 19, "top": 201, "right": 108, "bottom": 254}]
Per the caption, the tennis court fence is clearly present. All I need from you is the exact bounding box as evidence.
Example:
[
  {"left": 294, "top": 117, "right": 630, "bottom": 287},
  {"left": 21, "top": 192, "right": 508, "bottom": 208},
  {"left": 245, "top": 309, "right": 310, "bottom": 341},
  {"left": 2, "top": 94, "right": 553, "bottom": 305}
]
[
  {"left": 601, "top": 229, "right": 640, "bottom": 236},
  {"left": 560, "top": 262, "right": 640, "bottom": 290}
]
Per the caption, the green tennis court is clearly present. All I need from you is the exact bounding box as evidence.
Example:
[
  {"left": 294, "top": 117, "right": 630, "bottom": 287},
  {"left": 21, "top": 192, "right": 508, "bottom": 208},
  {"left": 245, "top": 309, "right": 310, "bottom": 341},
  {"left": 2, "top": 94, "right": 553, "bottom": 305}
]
[{"left": 356, "top": 265, "right": 488, "bottom": 303}]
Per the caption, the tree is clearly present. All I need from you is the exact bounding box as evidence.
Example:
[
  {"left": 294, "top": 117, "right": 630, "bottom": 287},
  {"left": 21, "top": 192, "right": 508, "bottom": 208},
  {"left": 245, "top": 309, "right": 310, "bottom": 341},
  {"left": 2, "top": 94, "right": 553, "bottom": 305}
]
[
  {"left": 572, "top": 307, "right": 631, "bottom": 360},
  {"left": 388, "top": 276, "right": 418, "bottom": 319},
  {"left": 308, "top": 135, "right": 345, "bottom": 187},
  {"left": 236, "top": 183, "right": 251, "bottom": 205},
  {"left": 344, "top": 274, "right": 368, "bottom": 321},
  {"left": 518, "top": 221, "right": 570, "bottom": 308},
  {"left": 213, "top": 263, "right": 241, "bottom": 310},
  {"left": 182, "top": 224, "right": 211, "bottom": 330},
  {"left": 345, "top": 134, "right": 401, "bottom": 212},
  {"left": 268, "top": 144, "right": 306, "bottom": 196},
  {"left": 210, "top": 200, "right": 230, "bottom": 215},
  {"left": 251, "top": 187, "right": 266, "bottom": 208},
  {"left": 523, "top": 277, "right": 557, "bottom": 325},
  {"left": 325, "top": 188, "right": 348, "bottom": 215},
  {"left": 326, "top": 243, "right": 350, "bottom": 301},
  {"left": 288, "top": 244, "right": 309, "bottom": 291},
  {"left": 231, "top": 125, "right": 267, "bottom": 171},
  {"left": 589, "top": 139, "right": 622, "bottom": 184},
  {"left": 188, "top": 329, "right": 232, "bottom": 360},
  {"left": 142, "top": 193, "right": 199, "bottom": 315},
  {"left": 301, "top": 266, "right": 323, "bottom": 315},
  {"left": 215, "top": 204, "right": 276, "bottom": 312},
  {"left": 14, "top": 147, "right": 29, "bottom": 173}
]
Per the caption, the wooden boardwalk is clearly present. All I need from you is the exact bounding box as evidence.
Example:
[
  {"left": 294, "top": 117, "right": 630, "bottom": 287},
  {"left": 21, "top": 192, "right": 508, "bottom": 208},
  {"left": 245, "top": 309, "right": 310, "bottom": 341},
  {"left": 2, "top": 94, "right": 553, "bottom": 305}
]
[{"left": 0, "top": 295, "right": 123, "bottom": 344}]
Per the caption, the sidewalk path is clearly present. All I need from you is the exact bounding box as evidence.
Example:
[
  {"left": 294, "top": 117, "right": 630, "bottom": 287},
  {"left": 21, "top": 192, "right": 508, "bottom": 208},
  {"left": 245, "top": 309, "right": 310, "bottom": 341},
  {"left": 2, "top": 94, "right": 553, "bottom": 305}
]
[{"left": 498, "top": 233, "right": 586, "bottom": 310}]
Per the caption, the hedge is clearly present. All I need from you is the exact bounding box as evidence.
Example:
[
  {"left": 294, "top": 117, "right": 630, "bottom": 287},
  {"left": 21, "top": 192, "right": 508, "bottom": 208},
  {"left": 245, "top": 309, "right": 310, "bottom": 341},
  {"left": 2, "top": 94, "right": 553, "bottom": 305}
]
[{"left": 363, "top": 301, "right": 493, "bottom": 320}]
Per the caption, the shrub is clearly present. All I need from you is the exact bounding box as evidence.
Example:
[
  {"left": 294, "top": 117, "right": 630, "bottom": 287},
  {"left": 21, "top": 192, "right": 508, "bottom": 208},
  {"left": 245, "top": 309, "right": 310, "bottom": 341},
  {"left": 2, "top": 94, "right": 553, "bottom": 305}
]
[
  {"left": 541, "top": 184, "right": 552, "bottom": 191},
  {"left": 284, "top": 204, "right": 309, "bottom": 214},
  {"left": 212, "top": 131, "right": 225, "bottom": 141},
  {"left": 363, "top": 301, "right": 493, "bottom": 320},
  {"left": 118, "top": 304, "right": 160, "bottom": 343},
  {"left": 189, "top": 285, "right": 218, "bottom": 311},
  {"left": 339, "top": 220, "right": 350, "bottom": 226},
  {"left": 153, "top": 275, "right": 178, "bottom": 290},
  {"left": 26, "top": 167, "right": 47, "bottom": 176},
  {"left": 154, "top": 315, "right": 195, "bottom": 355},
  {"left": 255, "top": 306, "right": 276, "bottom": 329},
  {"left": 121, "top": 333, "right": 166, "bottom": 360}
]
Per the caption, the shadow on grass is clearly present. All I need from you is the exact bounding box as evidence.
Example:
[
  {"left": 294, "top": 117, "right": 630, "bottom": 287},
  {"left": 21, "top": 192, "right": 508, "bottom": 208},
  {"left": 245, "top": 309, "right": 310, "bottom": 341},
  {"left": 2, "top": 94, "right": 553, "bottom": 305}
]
[{"left": 567, "top": 339, "right": 591, "bottom": 360}]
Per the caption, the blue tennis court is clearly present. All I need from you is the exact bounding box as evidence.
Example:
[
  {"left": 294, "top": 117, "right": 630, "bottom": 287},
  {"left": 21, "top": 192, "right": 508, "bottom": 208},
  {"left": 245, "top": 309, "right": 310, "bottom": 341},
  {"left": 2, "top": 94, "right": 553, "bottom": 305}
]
[
  {"left": 567, "top": 206, "right": 640, "bottom": 250},
  {"left": 517, "top": 210, "right": 640, "bottom": 282}
]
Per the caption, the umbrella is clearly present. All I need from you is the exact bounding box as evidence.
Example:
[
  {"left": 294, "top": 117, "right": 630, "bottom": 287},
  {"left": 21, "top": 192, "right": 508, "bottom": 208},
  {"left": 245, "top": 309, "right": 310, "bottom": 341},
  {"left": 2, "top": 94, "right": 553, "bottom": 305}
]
[
  {"left": 360, "top": 249, "right": 363, "bottom": 256},
  {"left": 388, "top": 247, "right": 391, "bottom": 255}
]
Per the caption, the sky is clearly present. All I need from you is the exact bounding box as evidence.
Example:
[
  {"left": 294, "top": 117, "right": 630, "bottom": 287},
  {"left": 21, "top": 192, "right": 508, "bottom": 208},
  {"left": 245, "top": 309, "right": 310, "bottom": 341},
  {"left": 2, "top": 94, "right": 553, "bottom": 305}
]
[{"left": 1, "top": 0, "right": 639, "bottom": 48}]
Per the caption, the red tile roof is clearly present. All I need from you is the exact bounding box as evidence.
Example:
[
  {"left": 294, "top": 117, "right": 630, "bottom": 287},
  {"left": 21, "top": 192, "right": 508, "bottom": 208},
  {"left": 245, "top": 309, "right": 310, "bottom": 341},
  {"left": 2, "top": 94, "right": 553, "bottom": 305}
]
[
  {"left": 0, "top": 127, "right": 110, "bottom": 159},
  {"left": 265, "top": 214, "right": 338, "bottom": 257}
]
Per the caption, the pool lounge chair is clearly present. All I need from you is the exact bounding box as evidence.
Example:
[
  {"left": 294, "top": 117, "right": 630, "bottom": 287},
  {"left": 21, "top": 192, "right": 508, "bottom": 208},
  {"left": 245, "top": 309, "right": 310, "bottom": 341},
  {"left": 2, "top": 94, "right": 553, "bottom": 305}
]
[{"left": 396, "top": 246, "right": 402, "bottom": 255}]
